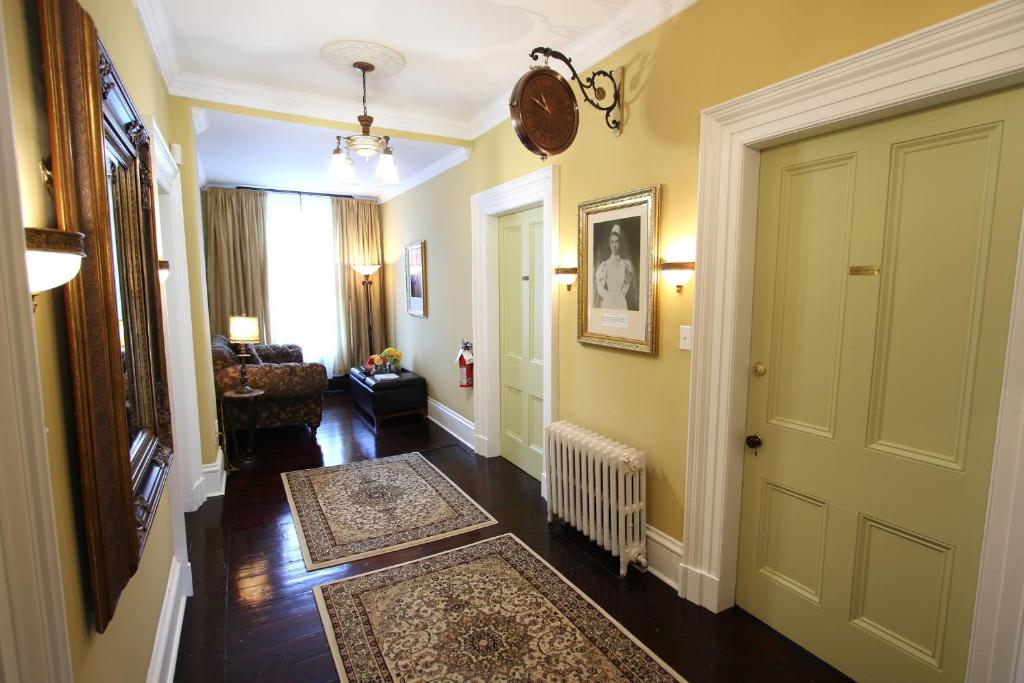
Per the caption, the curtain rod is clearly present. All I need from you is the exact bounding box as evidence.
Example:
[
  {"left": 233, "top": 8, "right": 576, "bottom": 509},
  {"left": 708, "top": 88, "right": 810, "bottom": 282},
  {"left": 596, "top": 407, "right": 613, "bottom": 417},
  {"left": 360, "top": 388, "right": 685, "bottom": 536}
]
[{"left": 229, "top": 185, "right": 377, "bottom": 202}]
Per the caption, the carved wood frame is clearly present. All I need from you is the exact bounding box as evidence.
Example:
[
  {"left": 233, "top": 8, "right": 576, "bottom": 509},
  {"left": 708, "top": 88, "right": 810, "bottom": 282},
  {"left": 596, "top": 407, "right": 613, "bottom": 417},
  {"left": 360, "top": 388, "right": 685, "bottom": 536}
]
[{"left": 38, "top": 0, "right": 173, "bottom": 632}]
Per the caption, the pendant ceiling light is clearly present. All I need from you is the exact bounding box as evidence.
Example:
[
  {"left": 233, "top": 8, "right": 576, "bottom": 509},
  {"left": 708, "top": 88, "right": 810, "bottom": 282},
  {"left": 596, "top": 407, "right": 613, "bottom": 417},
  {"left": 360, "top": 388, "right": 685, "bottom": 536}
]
[{"left": 328, "top": 61, "right": 400, "bottom": 186}]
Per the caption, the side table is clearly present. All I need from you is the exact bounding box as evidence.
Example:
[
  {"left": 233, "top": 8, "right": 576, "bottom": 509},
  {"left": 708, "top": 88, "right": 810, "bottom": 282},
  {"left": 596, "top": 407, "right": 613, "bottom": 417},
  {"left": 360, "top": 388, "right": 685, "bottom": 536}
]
[{"left": 222, "top": 388, "right": 265, "bottom": 469}]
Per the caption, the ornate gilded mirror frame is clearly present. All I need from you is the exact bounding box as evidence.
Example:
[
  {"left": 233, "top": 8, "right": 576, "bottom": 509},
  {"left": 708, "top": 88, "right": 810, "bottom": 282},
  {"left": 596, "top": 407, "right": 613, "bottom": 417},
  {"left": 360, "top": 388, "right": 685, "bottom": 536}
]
[{"left": 38, "top": 0, "right": 173, "bottom": 632}]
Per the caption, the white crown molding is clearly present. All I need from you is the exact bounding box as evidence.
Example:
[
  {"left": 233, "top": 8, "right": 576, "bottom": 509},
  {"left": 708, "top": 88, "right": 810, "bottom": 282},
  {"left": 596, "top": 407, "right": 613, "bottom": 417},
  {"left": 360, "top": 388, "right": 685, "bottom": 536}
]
[
  {"left": 170, "top": 71, "right": 476, "bottom": 140},
  {"left": 468, "top": 0, "right": 700, "bottom": 138},
  {"left": 132, "top": 0, "right": 180, "bottom": 87},
  {"left": 133, "top": 0, "right": 699, "bottom": 141},
  {"left": 378, "top": 147, "right": 471, "bottom": 202}
]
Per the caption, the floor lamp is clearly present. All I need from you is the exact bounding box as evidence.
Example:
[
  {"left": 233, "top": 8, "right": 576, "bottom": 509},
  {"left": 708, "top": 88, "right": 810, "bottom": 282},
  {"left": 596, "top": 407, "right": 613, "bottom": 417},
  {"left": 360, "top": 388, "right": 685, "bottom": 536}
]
[{"left": 353, "top": 264, "right": 381, "bottom": 357}]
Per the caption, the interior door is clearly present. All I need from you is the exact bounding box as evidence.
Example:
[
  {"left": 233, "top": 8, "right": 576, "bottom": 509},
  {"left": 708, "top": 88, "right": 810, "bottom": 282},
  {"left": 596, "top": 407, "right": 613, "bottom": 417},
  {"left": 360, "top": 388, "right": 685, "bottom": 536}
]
[
  {"left": 737, "top": 86, "right": 1024, "bottom": 682},
  {"left": 499, "top": 206, "right": 545, "bottom": 480}
]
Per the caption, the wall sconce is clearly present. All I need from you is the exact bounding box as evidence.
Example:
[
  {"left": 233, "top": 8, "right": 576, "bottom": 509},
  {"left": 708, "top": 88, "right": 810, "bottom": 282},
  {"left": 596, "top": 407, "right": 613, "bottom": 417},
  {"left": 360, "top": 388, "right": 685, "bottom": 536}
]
[
  {"left": 661, "top": 260, "right": 696, "bottom": 292},
  {"left": 24, "top": 227, "right": 86, "bottom": 308},
  {"left": 158, "top": 259, "right": 170, "bottom": 283},
  {"left": 554, "top": 266, "right": 578, "bottom": 291}
]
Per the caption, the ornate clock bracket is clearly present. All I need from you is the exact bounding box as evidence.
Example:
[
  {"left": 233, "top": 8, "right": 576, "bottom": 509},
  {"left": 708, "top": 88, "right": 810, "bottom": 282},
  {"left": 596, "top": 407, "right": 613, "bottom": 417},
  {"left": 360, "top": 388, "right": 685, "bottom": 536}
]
[{"left": 529, "top": 47, "right": 623, "bottom": 135}]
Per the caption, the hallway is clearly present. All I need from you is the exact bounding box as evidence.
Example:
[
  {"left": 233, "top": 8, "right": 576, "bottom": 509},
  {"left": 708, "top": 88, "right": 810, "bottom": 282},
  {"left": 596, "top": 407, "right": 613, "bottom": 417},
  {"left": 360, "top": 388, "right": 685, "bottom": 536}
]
[{"left": 174, "top": 392, "right": 849, "bottom": 682}]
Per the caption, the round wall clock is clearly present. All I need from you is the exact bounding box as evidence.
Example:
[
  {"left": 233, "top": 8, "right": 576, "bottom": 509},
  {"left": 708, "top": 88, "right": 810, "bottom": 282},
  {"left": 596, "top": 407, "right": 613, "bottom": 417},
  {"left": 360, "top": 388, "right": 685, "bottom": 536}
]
[{"left": 509, "top": 66, "right": 579, "bottom": 160}]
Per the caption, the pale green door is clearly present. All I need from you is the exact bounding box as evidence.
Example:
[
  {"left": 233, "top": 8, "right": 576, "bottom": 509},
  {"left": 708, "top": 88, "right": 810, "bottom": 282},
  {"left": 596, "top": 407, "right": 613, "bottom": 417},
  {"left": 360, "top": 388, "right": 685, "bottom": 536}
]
[
  {"left": 499, "top": 206, "right": 544, "bottom": 479},
  {"left": 738, "top": 86, "right": 1024, "bottom": 683}
]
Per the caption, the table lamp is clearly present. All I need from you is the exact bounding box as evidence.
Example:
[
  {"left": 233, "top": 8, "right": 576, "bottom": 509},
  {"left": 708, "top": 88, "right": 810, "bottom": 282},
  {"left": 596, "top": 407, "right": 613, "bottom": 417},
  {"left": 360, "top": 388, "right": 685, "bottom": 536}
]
[{"left": 229, "top": 315, "right": 260, "bottom": 393}]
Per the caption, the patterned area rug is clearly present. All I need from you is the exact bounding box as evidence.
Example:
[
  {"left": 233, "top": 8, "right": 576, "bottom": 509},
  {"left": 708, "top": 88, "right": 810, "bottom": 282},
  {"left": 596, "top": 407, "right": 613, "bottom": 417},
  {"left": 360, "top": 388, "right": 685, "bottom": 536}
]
[
  {"left": 314, "top": 533, "right": 686, "bottom": 682},
  {"left": 282, "top": 453, "right": 497, "bottom": 570}
]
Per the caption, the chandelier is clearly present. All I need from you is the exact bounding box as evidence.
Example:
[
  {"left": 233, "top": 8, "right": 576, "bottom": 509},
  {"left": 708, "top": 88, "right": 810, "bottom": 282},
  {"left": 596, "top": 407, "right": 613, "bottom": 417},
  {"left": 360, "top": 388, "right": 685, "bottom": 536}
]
[{"left": 329, "top": 61, "right": 399, "bottom": 186}]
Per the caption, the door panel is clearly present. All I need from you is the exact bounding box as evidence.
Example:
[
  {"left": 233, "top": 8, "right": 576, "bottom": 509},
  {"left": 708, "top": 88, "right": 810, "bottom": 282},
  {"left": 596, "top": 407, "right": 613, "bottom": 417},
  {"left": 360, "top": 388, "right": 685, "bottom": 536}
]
[
  {"left": 738, "top": 86, "right": 1024, "bottom": 683},
  {"left": 499, "top": 206, "right": 544, "bottom": 479}
]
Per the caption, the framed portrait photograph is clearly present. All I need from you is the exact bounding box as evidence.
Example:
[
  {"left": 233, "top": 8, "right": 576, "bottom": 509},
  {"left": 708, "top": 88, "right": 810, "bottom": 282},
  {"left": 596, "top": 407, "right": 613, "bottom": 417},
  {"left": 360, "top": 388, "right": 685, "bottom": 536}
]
[
  {"left": 577, "top": 185, "right": 660, "bottom": 354},
  {"left": 405, "top": 240, "right": 427, "bottom": 317}
]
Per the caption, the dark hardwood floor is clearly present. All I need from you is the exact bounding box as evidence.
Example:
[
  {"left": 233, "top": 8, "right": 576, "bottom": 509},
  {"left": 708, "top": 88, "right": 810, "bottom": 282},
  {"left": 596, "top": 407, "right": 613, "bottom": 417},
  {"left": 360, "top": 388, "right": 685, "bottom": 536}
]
[{"left": 174, "top": 392, "right": 850, "bottom": 682}]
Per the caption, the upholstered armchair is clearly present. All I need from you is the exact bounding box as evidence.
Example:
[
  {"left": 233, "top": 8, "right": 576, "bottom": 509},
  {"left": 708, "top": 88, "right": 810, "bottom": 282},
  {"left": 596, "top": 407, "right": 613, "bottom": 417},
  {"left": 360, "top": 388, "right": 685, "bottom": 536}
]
[{"left": 211, "top": 335, "right": 328, "bottom": 435}]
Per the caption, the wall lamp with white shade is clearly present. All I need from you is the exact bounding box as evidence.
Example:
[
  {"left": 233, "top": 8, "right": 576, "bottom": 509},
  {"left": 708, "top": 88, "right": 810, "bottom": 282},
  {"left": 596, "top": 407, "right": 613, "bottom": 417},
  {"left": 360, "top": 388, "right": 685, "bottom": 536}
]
[
  {"left": 554, "top": 266, "right": 578, "bottom": 291},
  {"left": 661, "top": 260, "right": 696, "bottom": 292},
  {"left": 24, "top": 226, "right": 86, "bottom": 309},
  {"left": 158, "top": 259, "right": 170, "bottom": 283}
]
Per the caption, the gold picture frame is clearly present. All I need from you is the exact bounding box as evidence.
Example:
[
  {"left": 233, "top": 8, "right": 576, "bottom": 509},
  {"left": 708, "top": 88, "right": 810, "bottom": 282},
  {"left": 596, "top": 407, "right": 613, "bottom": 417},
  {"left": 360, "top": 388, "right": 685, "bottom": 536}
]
[
  {"left": 577, "top": 186, "right": 660, "bottom": 354},
  {"left": 405, "top": 240, "right": 427, "bottom": 317}
]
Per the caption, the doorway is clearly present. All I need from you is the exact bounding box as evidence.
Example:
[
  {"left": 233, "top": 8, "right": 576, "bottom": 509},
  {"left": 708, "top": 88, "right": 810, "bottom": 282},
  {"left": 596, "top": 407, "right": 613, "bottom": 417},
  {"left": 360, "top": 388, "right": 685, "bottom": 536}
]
[
  {"left": 498, "top": 205, "right": 545, "bottom": 479},
  {"left": 735, "top": 86, "right": 1024, "bottom": 682}
]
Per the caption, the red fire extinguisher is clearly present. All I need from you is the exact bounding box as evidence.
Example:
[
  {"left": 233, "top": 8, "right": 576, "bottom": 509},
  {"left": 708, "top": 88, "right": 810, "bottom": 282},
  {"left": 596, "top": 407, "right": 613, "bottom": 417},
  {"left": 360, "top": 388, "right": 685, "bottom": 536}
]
[{"left": 457, "top": 340, "right": 474, "bottom": 388}]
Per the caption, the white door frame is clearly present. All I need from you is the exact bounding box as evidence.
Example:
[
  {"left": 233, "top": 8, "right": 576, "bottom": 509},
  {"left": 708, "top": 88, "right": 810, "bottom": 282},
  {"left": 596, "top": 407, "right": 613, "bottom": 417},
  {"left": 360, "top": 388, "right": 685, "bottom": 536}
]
[
  {"left": 0, "top": 3, "right": 73, "bottom": 679},
  {"left": 681, "top": 0, "right": 1024, "bottom": 679},
  {"left": 470, "top": 166, "right": 559, "bottom": 496}
]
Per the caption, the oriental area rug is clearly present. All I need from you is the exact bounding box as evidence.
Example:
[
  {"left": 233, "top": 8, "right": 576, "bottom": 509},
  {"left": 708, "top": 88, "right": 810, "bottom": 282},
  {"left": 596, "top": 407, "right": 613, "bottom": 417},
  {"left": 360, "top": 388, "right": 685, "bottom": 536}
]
[
  {"left": 314, "top": 533, "right": 686, "bottom": 682},
  {"left": 282, "top": 452, "right": 497, "bottom": 570}
]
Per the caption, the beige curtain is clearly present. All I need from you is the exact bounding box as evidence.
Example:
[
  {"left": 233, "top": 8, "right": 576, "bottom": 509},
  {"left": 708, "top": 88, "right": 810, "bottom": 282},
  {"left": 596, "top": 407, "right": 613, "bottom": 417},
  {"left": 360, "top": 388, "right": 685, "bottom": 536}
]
[
  {"left": 332, "top": 197, "right": 385, "bottom": 374},
  {"left": 204, "top": 188, "right": 270, "bottom": 341}
]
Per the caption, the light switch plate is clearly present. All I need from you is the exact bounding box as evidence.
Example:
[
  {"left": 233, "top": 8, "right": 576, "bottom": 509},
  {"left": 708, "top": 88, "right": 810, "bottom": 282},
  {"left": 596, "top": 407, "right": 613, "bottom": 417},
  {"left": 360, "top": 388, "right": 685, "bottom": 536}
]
[{"left": 679, "top": 325, "right": 692, "bottom": 351}]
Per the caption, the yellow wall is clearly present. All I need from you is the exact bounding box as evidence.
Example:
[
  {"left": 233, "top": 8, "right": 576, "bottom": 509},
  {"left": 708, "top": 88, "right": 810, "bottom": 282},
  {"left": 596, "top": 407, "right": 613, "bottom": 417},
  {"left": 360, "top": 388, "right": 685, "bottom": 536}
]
[
  {"left": 382, "top": 0, "right": 991, "bottom": 539},
  {"left": 4, "top": 0, "right": 175, "bottom": 678}
]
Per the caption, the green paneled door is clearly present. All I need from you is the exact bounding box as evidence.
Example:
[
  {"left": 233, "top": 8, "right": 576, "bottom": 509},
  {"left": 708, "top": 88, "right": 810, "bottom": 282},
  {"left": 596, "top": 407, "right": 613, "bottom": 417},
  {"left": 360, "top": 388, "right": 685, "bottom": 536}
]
[
  {"left": 737, "top": 86, "right": 1024, "bottom": 683},
  {"left": 499, "top": 206, "right": 545, "bottom": 480}
]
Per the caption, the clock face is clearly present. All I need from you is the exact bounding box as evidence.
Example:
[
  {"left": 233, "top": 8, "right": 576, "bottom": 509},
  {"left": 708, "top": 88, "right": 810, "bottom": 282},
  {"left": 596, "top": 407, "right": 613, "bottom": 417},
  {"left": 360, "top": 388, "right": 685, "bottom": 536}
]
[{"left": 510, "top": 67, "right": 579, "bottom": 159}]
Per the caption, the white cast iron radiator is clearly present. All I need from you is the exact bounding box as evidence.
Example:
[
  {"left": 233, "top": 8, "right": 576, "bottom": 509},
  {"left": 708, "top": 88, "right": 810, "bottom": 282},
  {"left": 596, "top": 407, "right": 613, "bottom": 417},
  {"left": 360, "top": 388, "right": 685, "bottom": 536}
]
[{"left": 545, "top": 421, "right": 648, "bottom": 577}]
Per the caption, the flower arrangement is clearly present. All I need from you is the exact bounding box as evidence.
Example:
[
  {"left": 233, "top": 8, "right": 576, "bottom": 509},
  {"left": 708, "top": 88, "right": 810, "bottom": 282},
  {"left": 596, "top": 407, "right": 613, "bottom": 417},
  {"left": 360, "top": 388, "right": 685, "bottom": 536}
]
[{"left": 381, "top": 347, "right": 402, "bottom": 367}]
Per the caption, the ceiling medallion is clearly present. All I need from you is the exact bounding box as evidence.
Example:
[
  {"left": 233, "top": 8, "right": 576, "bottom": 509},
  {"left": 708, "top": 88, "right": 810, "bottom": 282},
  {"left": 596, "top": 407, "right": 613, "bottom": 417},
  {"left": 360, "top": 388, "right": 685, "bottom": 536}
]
[
  {"left": 328, "top": 61, "right": 399, "bottom": 186},
  {"left": 509, "top": 47, "right": 623, "bottom": 161},
  {"left": 319, "top": 41, "right": 406, "bottom": 77}
]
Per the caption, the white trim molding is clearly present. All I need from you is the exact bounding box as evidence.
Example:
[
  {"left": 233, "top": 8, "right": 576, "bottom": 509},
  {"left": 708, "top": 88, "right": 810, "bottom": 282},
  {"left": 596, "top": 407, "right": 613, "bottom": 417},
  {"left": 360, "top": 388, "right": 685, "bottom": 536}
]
[
  {"left": 133, "top": 0, "right": 698, "bottom": 141},
  {"left": 646, "top": 526, "right": 685, "bottom": 592},
  {"left": 683, "top": 2, "right": 1024, "bottom": 681},
  {"left": 426, "top": 397, "right": 476, "bottom": 451},
  {"left": 470, "top": 166, "right": 560, "bottom": 480},
  {"left": 0, "top": 6, "right": 73, "bottom": 680},
  {"left": 145, "top": 556, "right": 190, "bottom": 683},
  {"left": 201, "top": 449, "right": 227, "bottom": 500}
]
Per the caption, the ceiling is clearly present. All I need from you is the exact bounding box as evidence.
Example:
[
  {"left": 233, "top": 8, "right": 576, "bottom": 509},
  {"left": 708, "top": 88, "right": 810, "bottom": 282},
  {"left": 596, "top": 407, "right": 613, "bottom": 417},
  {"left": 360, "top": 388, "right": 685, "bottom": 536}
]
[
  {"left": 194, "top": 109, "right": 470, "bottom": 201},
  {"left": 137, "top": 0, "right": 695, "bottom": 139}
]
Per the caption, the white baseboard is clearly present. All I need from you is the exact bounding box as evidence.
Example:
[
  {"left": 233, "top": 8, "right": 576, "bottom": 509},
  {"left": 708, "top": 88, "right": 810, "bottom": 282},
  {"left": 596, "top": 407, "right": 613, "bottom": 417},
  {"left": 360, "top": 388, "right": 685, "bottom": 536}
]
[
  {"left": 679, "top": 562, "right": 724, "bottom": 612},
  {"left": 646, "top": 526, "right": 685, "bottom": 592},
  {"left": 200, "top": 448, "right": 226, "bottom": 500},
  {"left": 540, "top": 472, "right": 548, "bottom": 500},
  {"left": 146, "top": 556, "right": 191, "bottom": 683},
  {"left": 426, "top": 398, "right": 476, "bottom": 452}
]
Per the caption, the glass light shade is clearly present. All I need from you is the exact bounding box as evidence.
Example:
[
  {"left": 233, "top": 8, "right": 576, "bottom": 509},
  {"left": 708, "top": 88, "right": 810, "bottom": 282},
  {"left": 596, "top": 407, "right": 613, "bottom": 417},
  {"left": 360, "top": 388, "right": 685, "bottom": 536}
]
[
  {"left": 375, "top": 148, "right": 399, "bottom": 185},
  {"left": 347, "top": 134, "right": 386, "bottom": 158},
  {"left": 554, "top": 267, "right": 577, "bottom": 290},
  {"left": 158, "top": 259, "right": 170, "bottom": 283},
  {"left": 228, "top": 315, "right": 260, "bottom": 344},
  {"left": 24, "top": 227, "right": 86, "bottom": 294},
  {"left": 661, "top": 262, "right": 696, "bottom": 289},
  {"left": 329, "top": 148, "right": 357, "bottom": 185},
  {"left": 352, "top": 264, "right": 381, "bottom": 277}
]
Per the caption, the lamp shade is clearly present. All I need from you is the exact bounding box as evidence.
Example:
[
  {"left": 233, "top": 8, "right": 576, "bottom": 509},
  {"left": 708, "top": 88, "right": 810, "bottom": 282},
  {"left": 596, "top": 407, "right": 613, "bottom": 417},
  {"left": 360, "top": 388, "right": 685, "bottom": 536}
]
[
  {"left": 352, "top": 264, "right": 381, "bottom": 277},
  {"left": 228, "top": 315, "right": 260, "bottom": 344},
  {"left": 158, "top": 259, "right": 170, "bottom": 283},
  {"left": 661, "top": 261, "right": 696, "bottom": 290},
  {"left": 375, "top": 148, "right": 399, "bottom": 185},
  {"left": 328, "top": 144, "right": 357, "bottom": 185},
  {"left": 24, "top": 227, "right": 86, "bottom": 294}
]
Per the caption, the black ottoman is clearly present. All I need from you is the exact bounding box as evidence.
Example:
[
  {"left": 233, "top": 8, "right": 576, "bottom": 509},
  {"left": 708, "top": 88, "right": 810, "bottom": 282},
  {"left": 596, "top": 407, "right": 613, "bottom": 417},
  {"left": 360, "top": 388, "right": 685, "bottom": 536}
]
[{"left": 348, "top": 367, "right": 427, "bottom": 427}]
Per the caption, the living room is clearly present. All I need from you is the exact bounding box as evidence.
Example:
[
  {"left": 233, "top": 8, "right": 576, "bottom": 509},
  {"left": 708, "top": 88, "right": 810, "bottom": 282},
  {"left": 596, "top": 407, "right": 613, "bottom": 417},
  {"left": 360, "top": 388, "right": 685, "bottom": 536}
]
[{"left": 3, "top": 1, "right": 1024, "bottom": 682}]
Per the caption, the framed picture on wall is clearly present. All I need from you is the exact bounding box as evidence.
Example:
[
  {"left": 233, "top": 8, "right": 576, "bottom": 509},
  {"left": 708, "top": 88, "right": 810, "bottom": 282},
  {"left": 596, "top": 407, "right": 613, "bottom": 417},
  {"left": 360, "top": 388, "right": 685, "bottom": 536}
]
[
  {"left": 577, "top": 186, "right": 660, "bottom": 354},
  {"left": 405, "top": 240, "right": 427, "bottom": 317}
]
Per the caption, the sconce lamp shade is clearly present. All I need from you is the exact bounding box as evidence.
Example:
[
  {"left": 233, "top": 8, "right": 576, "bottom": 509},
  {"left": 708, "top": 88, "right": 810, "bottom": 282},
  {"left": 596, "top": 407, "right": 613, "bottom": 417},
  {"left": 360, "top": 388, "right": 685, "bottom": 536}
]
[
  {"left": 352, "top": 264, "right": 381, "bottom": 277},
  {"left": 661, "top": 260, "right": 696, "bottom": 292},
  {"left": 554, "top": 266, "right": 578, "bottom": 291},
  {"left": 24, "top": 227, "right": 86, "bottom": 294},
  {"left": 158, "top": 259, "right": 170, "bottom": 283},
  {"left": 228, "top": 315, "right": 260, "bottom": 344}
]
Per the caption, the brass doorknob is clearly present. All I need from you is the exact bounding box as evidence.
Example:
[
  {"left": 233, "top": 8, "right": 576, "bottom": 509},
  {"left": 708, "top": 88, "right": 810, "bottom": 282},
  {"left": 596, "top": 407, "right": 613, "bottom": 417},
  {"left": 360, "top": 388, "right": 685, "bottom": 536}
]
[
  {"left": 752, "top": 362, "right": 768, "bottom": 377},
  {"left": 745, "top": 434, "right": 763, "bottom": 449}
]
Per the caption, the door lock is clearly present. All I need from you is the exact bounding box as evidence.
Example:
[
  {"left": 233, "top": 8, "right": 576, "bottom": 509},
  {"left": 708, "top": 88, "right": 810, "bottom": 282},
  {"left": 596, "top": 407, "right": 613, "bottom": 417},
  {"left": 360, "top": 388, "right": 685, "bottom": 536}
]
[
  {"left": 752, "top": 362, "right": 768, "bottom": 377},
  {"left": 745, "top": 434, "right": 763, "bottom": 451}
]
